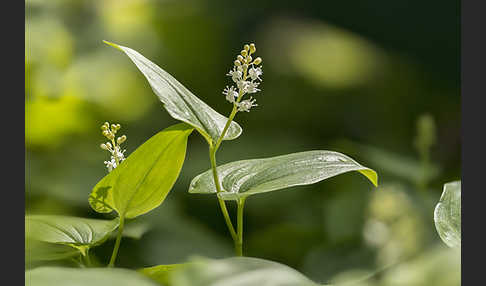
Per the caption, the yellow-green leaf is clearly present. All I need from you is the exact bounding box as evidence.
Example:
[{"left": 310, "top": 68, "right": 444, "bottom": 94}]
[{"left": 89, "top": 123, "right": 193, "bottom": 219}]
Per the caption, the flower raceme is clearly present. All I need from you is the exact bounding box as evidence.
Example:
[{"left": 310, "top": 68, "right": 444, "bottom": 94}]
[
  {"left": 222, "top": 43, "right": 262, "bottom": 113},
  {"left": 100, "top": 122, "right": 127, "bottom": 172}
]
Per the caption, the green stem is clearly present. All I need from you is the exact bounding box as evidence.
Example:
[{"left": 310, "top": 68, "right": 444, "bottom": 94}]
[
  {"left": 83, "top": 248, "right": 92, "bottom": 267},
  {"left": 209, "top": 146, "right": 237, "bottom": 242},
  {"left": 214, "top": 104, "right": 238, "bottom": 151},
  {"left": 108, "top": 216, "right": 125, "bottom": 267},
  {"left": 210, "top": 68, "right": 249, "bottom": 255},
  {"left": 235, "top": 197, "right": 246, "bottom": 256}
]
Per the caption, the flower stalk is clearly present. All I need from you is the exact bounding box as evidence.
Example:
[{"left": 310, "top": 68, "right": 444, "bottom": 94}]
[{"left": 210, "top": 43, "right": 263, "bottom": 256}]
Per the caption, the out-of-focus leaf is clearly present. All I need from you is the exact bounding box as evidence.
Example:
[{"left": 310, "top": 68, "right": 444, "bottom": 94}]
[
  {"left": 189, "top": 150, "right": 377, "bottom": 200},
  {"left": 119, "top": 220, "right": 152, "bottom": 240},
  {"left": 380, "top": 245, "right": 460, "bottom": 286},
  {"left": 434, "top": 181, "right": 461, "bottom": 248},
  {"left": 25, "top": 215, "right": 119, "bottom": 254},
  {"left": 25, "top": 95, "right": 91, "bottom": 149},
  {"left": 89, "top": 123, "right": 193, "bottom": 219},
  {"left": 169, "top": 257, "right": 317, "bottom": 286},
  {"left": 103, "top": 40, "right": 242, "bottom": 144},
  {"left": 334, "top": 140, "right": 439, "bottom": 184},
  {"left": 139, "top": 264, "right": 184, "bottom": 285},
  {"left": 25, "top": 267, "right": 161, "bottom": 286}
]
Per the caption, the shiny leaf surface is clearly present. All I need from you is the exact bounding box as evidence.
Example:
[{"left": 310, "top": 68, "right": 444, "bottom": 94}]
[
  {"left": 104, "top": 40, "right": 242, "bottom": 144},
  {"left": 434, "top": 180, "right": 461, "bottom": 248},
  {"left": 189, "top": 150, "right": 377, "bottom": 200}
]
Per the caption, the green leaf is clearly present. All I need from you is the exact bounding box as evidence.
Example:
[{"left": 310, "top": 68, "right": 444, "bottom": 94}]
[
  {"left": 25, "top": 239, "right": 80, "bottom": 262},
  {"left": 189, "top": 150, "right": 377, "bottom": 200},
  {"left": 25, "top": 215, "right": 120, "bottom": 254},
  {"left": 168, "top": 257, "right": 317, "bottom": 286},
  {"left": 103, "top": 40, "right": 242, "bottom": 144},
  {"left": 26, "top": 267, "right": 161, "bottom": 286},
  {"left": 89, "top": 123, "right": 193, "bottom": 219},
  {"left": 434, "top": 180, "right": 461, "bottom": 248},
  {"left": 139, "top": 264, "right": 184, "bottom": 285}
]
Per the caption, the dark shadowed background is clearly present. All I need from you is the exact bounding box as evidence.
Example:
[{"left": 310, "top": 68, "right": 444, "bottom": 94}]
[{"left": 26, "top": 0, "right": 460, "bottom": 285}]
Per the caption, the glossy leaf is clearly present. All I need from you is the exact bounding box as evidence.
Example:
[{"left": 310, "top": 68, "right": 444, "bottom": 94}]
[
  {"left": 434, "top": 181, "right": 461, "bottom": 248},
  {"left": 168, "top": 257, "right": 317, "bottom": 286},
  {"left": 189, "top": 150, "right": 377, "bottom": 200},
  {"left": 26, "top": 267, "right": 161, "bottom": 286},
  {"left": 25, "top": 215, "right": 119, "bottom": 253},
  {"left": 104, "top": 40, "right": 242, "bottom": 144},
  {"left": 89, "top": 123, "right": 193, "bottom": 219}
]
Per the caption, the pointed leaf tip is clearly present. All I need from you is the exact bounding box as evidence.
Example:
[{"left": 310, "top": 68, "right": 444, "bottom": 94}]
[
  {"left": 103, "top": 40, "right": 123, "bottom": 51},
  {"left": 358, "top": 169, "right": 378, "bottom": 187}
]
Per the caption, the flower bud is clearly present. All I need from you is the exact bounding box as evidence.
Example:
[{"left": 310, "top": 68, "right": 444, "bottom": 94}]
[
  {"left": 234, "top": 60, "right": 241, "bottom": 66},
  {"left": 117, "top": 135, "right": 127, "bottom": 144},
  {"left": 106, "top": 142, "right": 112, "bottom": 149},
  {"left": 253, "top": 57, "right": 262, "bottom": 65},
  {"left": 237, "top": 55, "right": 244, "bottom": 62},
  {"left": 244, "top": 44, "right": 250, "bottom": 51},
  {"left": 246, "top": 56, "right": 252, "bottom": 63},
  {"left": 102, "top": 130, "right": 110, "bottom": 137},
  {"left": 100, "top": 143, "right": 108, "bottom": 150},
  {"left": 249, "top": 43, "right": 256, "bottom": 54},
  {"left": 116, "top": 124, "right": 121, "bottom": 130},
  {"left": 241, "top": 50, "right": 247, "bottom": 57}
]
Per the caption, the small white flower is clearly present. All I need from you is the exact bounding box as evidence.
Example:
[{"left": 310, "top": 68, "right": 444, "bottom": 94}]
[
  {"left": 237, "top": 80, "right": 250, "bottom": 93},
  {"left": 100, "top": 121, "right": 128, "bottom": 173},
  {"left": 104, "top": 158, "right": 116, "bottom": 172},
  {"left": 222, "top": 86, "right": 238, "bottom": 103},
  {"left": 226, "top": 68, "right": 242, "bottom": 83},
  {"left": 247, "top": 81, "right": 260, "bottom": 94},
  {"left": 248, "top": 66, "right": 263, "bottom": 81},
  {"left": 237, "top": 97, "right": 258, "bottom": 112},
  {"left": 110, "top": 146, "right": 123, "bottom": 161}
]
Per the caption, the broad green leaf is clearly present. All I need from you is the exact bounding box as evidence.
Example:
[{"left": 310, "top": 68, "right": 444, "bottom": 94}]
[
  {"left": 139, "top": 264, "right": 184, "bottom": 286},
  {"left": 434, "top": 180, "right": 461, "bottom": 248},
  {"left": 189, "top": 150, "right": 377, "bottom": 200},
  {"left": 25, "top": 239, "right": 80, "bottom": 262},
  {"left": 89, "top": 123, "right": 193, "bottom": 219},
  {"left": 103, "top": 40, "right": 242, "bottom": 144},
  {"left": 25, "top": 215, "right": 119, "bottom": 254},
  {"left": 26, "top": 267, "right": 161, "bottom": 286},
  {"left": 169, "top": 257, "right": 317, "bottom": 286}
]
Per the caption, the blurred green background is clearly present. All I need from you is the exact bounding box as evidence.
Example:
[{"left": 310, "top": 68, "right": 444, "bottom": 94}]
[{"left": 25, "top": 0, "right": 460, "bottom": 285}]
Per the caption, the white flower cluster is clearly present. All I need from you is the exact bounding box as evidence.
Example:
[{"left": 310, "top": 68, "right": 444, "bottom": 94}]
[
  {"left": 222, "top": 43, "right": 263, "bottom": 112},
  {"left": 100, "top": 122, "right": 127, "bottom": 172}
]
